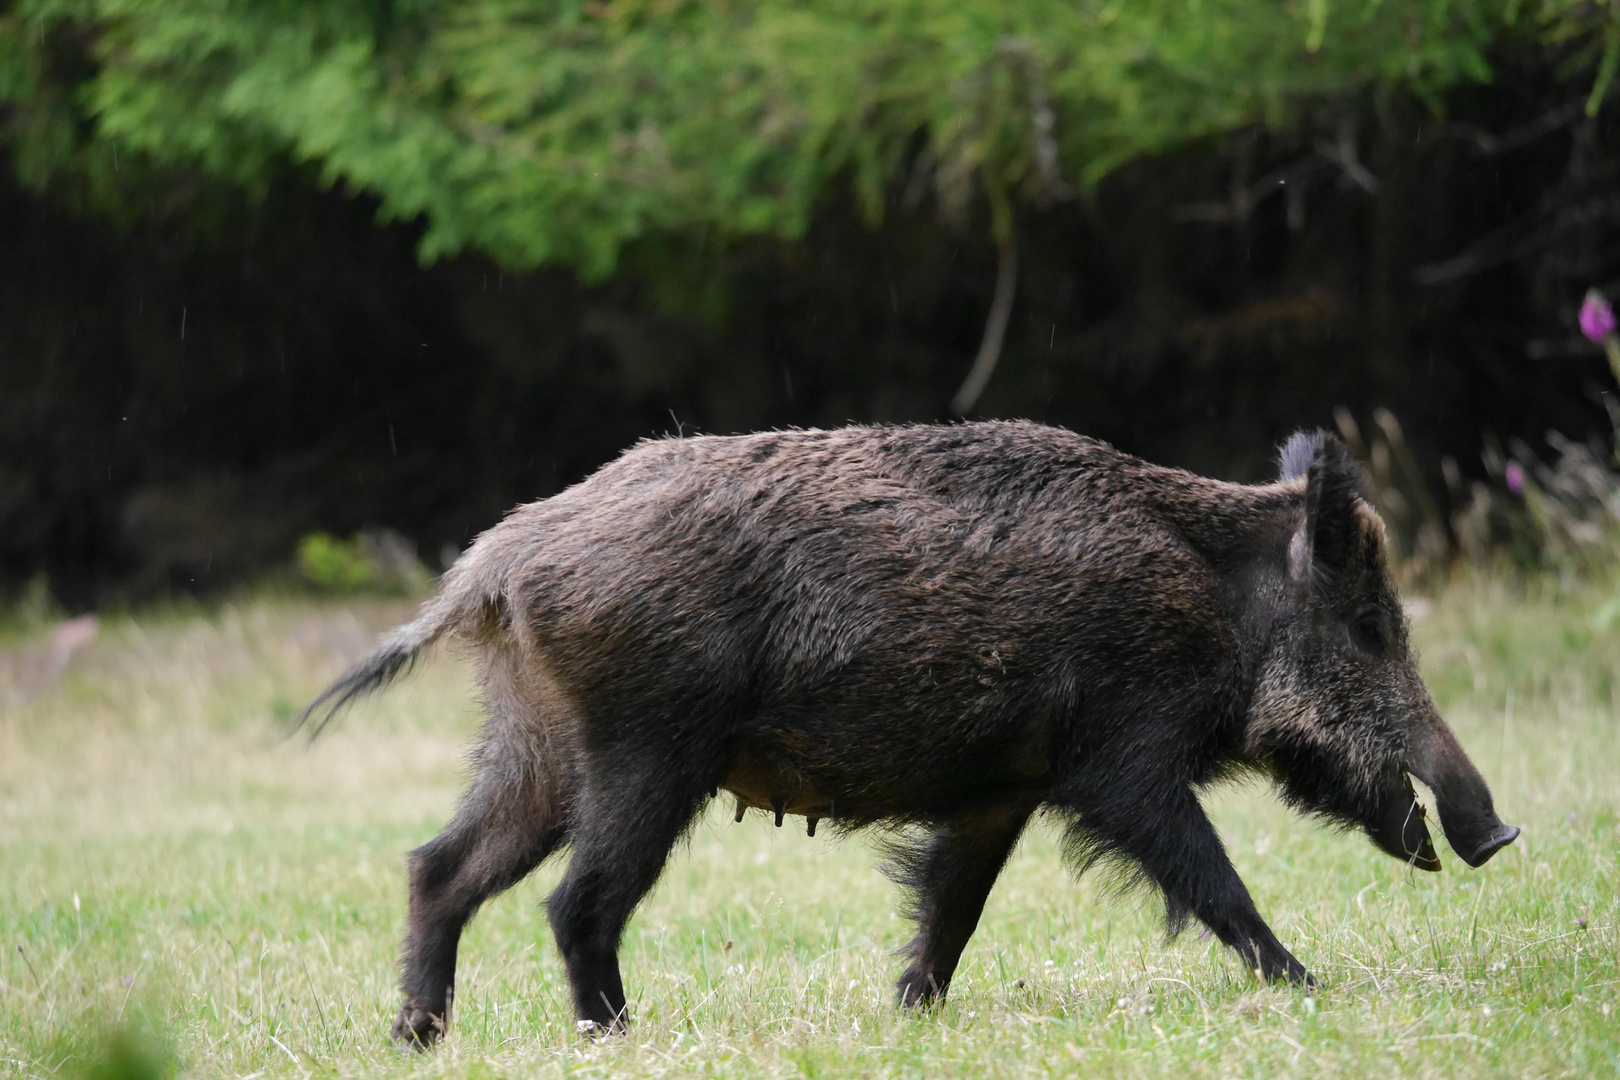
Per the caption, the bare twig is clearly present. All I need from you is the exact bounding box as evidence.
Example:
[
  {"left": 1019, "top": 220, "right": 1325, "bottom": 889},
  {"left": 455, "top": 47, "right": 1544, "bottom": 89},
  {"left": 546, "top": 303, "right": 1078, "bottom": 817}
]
[
  {"left": 1413, "top": 217, "right": 1566, "bottom": 285},
  {"left": 1444, "top": 96, "right": 1590, "bottom": 156},
  {"left": 951, "top": 235, "right": 1020, "bottom": 415},
  {"left": 1315, "top": 119, "right": 1379, "bottom": 193},
  {"left": 1172, "top": 155, "right": 1327, "bottom": 225}
]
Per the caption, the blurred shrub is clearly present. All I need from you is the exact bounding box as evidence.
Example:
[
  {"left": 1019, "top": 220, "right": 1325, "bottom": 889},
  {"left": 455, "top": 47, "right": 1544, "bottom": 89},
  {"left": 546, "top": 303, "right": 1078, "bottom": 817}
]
[
  {"left": 1, "top": 573, "right": 59, "bottom": 632},
  {"left": 1338, "top": 406, "right": 1620, "bottom": 584},
  {"left": 1455, "top": 432, "right": 1620, "bottom": 575},
  {"left": 296, "top": 528, "right": 432, "bottom": 596},
  {"left": 77, "top": 1027, "right": 175, "bottom": 1080},
  {"left": 3, "top": 0, "right": 1614, "bottom": 278},
  {"left": 1335, "top": 406, "right": 1454, "bottom": 582}
]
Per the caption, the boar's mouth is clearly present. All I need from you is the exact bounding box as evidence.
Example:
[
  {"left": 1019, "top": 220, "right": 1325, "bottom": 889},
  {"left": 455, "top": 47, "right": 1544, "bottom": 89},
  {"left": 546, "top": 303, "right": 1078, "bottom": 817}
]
[{"left": 1369, "top": 771, "right": 1442, "bottom": 872}]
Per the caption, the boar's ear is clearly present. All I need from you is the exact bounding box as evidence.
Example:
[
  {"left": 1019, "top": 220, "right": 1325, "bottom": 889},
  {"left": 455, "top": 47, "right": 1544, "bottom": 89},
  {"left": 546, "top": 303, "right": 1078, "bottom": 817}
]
[{"left": 1280, "top": 430, "right": 1362, "bottom": 589}]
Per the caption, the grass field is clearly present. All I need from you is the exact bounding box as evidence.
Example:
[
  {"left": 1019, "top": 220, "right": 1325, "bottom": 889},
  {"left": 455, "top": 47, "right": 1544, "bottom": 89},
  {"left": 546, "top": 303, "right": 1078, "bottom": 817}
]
[{"left": 1, "top": 578, "right": 1616, "bottom": 1078}]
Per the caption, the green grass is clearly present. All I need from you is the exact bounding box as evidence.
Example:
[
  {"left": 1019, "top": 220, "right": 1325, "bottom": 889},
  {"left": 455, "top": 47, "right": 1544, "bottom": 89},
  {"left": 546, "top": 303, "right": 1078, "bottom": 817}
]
[{"left": 1, "top": 580, "right": 1616, "bottom": 1078}]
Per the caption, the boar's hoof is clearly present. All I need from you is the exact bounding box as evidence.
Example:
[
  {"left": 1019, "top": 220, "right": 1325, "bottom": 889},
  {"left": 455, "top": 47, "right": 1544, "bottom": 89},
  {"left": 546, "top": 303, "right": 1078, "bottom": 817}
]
[
  {"left": 733, "top": 798, "right": 746, "bottom": 823},
  {"left": 895, "top": 968, "right": 945, "bottom": 1009},
  {"left": 1461, "top": 824, "right": 1521, "bottom": 868},
  {"left": 1254, "top": 949, "right": 1315, "bottom": 989},
  {"left": 807, "top": 816, "right": 819, "bottom": 837},
  {"left": 771, "top": 794, "right": 786, "bottom": 827},
  {"left": 575, "top": 1013, "right": 630, "bottom": 1039},
  {"left": 391, "top": 1000, "right": 445, "bottom": 1050},
  {"left": 1257, "top": 967, "right": 1318, "bottom": 991}
]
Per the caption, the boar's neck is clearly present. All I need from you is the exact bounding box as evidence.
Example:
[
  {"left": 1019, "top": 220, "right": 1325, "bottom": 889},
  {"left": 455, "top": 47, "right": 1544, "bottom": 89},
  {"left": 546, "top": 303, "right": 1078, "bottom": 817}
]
[{"left": 1141, "top": 473, "right": 1305, "bottom": 742}]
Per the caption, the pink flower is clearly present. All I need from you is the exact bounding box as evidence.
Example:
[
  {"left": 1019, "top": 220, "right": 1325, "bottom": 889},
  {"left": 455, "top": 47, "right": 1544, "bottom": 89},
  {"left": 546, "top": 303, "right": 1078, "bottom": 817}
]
[
  {"left": 1505, "top": 461, "right": 1525, "bottom": 495},
  {"left": 1579, "top": 290, "right": 1616, "bottom": 343}
]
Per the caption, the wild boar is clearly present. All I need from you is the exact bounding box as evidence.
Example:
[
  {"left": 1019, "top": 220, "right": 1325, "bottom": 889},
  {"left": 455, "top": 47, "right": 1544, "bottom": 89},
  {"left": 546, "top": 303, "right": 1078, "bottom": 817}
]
[{"left": 297, "top": 421, "right": 1518, "bottom": 1046}]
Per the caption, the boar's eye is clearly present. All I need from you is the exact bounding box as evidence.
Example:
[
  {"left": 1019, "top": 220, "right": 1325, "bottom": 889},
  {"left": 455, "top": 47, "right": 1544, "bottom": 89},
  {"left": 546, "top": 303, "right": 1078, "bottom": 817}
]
[{"left": 1351, "top": 609, "right": 1388, "bottom": 656}]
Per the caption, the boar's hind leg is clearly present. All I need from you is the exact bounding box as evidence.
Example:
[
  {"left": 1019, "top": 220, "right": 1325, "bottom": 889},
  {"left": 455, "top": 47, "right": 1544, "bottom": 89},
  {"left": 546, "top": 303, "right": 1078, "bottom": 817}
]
[
  {"left": 893, "top": 802, "right": 1035, "bottom": 1008},
  {"left": 545, "top": 761, "right": 707, "bottom": 1034},
  {"left": 1066, "top": 784, "right": 1313, "bottom": 987},
  {"left": 395, "top": 741, "right": 571, "bottom": 1049}
]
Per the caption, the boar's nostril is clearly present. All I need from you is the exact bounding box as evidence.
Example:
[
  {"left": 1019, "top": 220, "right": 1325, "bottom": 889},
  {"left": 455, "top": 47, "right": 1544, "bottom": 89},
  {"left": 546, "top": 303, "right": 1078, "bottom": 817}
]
[{"left": 1464, "top": 824, "right": 1521, "bottom": 868}]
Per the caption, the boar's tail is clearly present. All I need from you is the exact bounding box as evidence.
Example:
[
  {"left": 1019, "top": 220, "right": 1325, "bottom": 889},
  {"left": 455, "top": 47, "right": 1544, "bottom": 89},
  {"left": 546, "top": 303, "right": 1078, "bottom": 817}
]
[{"left": 290, "top": 579, "right": 474, "bottom": 738}]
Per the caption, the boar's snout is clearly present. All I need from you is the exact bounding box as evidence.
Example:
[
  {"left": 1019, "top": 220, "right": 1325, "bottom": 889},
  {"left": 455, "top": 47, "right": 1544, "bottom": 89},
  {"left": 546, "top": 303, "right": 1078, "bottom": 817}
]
[{"left": 1408, "top": 722, "right": 1520, "bottom": 869}]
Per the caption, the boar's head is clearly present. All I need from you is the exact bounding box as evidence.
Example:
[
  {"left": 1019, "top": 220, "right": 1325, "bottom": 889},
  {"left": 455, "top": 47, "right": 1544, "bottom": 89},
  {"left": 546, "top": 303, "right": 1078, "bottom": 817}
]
[{"left": 1245, "top": 432, "right": 1519, "bottom": 872}]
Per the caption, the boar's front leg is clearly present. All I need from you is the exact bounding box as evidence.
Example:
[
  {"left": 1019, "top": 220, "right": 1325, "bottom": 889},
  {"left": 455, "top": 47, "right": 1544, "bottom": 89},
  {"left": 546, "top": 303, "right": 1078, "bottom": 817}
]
[
  {"left": 1065, "top": 782, "right": 1313, "bottom": 986},
  {"left": 893, "top": 802, "right": 1035, "bottom": 1008}
]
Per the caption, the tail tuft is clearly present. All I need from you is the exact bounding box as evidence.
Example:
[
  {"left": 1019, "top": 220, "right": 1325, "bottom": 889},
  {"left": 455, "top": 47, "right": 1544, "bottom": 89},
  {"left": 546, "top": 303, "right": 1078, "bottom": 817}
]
[{"left": 291, "top": 619, "right": 438, "bottom": 738}]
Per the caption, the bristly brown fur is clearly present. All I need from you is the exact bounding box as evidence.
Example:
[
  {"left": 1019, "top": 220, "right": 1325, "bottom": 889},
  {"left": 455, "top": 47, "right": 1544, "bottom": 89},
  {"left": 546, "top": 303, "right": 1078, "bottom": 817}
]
[{"left": 297, "top": 420, "right": 1513, "bottom": 1044}]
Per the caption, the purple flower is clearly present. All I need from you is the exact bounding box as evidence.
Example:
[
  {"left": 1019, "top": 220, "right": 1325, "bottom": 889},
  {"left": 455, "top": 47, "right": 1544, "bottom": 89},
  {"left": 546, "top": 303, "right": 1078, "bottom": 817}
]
[
  {"left": 1505, "top": 461, "right": 1525, "bottom": 495},
  {"left": 1579, "top": 290, "right": 1617, "bottom": 343}
]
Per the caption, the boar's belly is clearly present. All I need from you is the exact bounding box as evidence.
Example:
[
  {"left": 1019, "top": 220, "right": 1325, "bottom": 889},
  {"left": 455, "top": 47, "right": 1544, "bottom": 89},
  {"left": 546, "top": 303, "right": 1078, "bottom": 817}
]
[
  {"left": 723, "top": 746, "right": 834, "bottom": 819},
  {"left": 721, "top": 732, "right": 1050, "bottom": 824}
]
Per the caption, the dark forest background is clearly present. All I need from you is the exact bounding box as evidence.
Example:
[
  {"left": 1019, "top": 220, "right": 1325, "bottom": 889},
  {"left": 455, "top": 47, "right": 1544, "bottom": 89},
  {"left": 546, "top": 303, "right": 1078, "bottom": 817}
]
[{"left": 4, "top": 3, "right": 1620, "bottom": 608}]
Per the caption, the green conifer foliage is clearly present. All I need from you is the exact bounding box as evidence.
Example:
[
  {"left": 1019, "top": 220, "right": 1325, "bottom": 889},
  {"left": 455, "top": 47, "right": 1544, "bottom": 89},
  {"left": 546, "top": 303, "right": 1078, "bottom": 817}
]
[{"left": 1, "top": 0, "right": 1614, "bottom": 276}]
